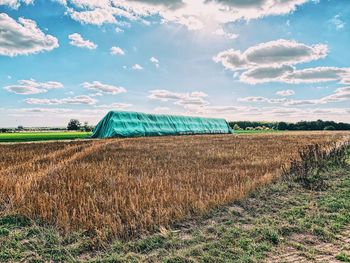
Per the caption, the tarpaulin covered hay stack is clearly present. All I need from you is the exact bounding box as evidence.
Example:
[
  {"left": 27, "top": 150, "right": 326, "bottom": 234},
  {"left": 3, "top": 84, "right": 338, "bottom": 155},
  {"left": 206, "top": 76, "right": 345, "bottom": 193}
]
[{"left": 92, "top": 111, "right": 233, "bottom": 138}]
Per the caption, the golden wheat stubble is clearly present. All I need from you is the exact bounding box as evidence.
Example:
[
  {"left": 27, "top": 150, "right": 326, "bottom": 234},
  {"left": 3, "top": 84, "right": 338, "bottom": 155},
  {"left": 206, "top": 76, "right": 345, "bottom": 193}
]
[{"left": 0, "top": 132, "right": 349, "bottom": 239}]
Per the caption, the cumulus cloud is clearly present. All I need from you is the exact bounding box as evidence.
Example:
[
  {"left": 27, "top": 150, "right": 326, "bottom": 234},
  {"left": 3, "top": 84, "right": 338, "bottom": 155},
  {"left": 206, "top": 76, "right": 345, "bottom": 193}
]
[
  {"left": 68, "top": 33, "right": 97, "bottom": 49},
  {"left": 148, "top": 89, "right": 185, "bottom": 101},
  {"left": 82, "top": 81, "right": 126, "bottom": 95},
  {"left": 0, "top": 13, "right": 59, "bottom": 57},
  {"left": 24, "top": 95, "right": 97, "bottom": 105},
  {"left": 68, "top": 8, "right": 119, "bottom": 25},
  {"left": 284, "top": 67, "right": 350, "bottom": 84},
  {"left": 94, "top": 102, "right": 132, "bottom": 109},
  {"left": 214, "top": 39, "right": 328, "bottom": 70},
  {"left": 54, "top": 0, "right": 310, "bottom": 31},
  {"left": 148, "top": 89, "right": 209, "bottom": 109},
  {"left": 132, "top": 64, "right": 143, "bottom": 70},
  {"left": 276, "top": 89, "right": 295, "bottom": 96},
  {"left": 0, "top": 0, "right": 33, "bottom": 9},
  {"left": 321, "top": 87, "right": 350, "bottom": 103},
  {"left": 215, "top": 39, "right": 350, "bottom": 85},
  {"left": 4, "top": 79, "right": 63, "bottom": 95},
  {"left": 150, "top": 57, "right": 160, "bottom": 68},
  {"left": 213, "top": 27, "right": 238, "bottom": 39},
  {"left": 238, "top": 96, "right": 288, "bottom": 104},
  {"left": 331, "top": 14, "right": 345, "bottom": 30},
  {"left": 241, "top": 66, "right": 350, "bottom": 85},
  {"left": 110, "top": 46, "right": 125, "bottom": 56},
  {"left": 238, "top": 87, "right": 350, "bottom": 106},
  {"left": 240, "top": 65, "right": 295, "bottom": 84}
]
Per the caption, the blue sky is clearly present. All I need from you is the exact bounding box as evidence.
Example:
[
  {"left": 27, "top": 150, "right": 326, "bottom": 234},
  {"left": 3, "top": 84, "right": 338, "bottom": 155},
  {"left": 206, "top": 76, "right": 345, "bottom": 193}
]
[{"left": 0, "top": 0, "right": 349, "bottom": 127}]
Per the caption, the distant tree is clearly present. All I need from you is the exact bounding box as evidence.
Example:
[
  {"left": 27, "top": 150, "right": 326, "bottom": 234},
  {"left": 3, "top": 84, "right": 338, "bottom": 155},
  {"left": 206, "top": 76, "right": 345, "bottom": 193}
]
[
  {"left": 277, "top": 122, "right": 288, "bottom": 131},
  {"left": 233, "top": 124, "right": 241, "bottom": 130},
  {"left": 17, "top": 125, "right": 24, "bottom": 131},
  {"left": 0, "top": 128, "right": 9, "bottom": 133},
  {"left": 324, "top": 125, "right": 335, "bottom": 131},
  {"left": 229, "top": 120, "right": 350, "bottom": 131},
  {"left": 82, "top": 121, "right": 94, "bottom": 132},
  {"left": 67, "top": 119, "right": 81, "bottom": 131}
]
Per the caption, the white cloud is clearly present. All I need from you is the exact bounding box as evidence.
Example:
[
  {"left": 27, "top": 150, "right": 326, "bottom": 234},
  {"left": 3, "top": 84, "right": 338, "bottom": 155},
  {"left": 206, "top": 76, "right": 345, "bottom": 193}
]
[
  {"left": 68, "top": 33, "right": 97, "bottom": 49},
  {"left": 238, "top": 96, "right": 288, "bottom": 104},
  {"left": 4, "top": 79, "right": 63, "bottom": 95},
  {"left": 148, "top": 89, "right": 185, "bottom": 101},
  {"left": 89, "top": 92, "right": 103, "bottom": 97},
  {"left": 214, "top": 39, "right": 328, "bottom": 70},
  {"left": 321, "top": 87, "right": 350, "bottom": 103},
  {"left": 148, "top": 89, "right": 209, "bottom": 108},
  {"left": 331, "top": 14, "right": 345, "bottom": 30},
  {"left": 132, "top": 64, "right": 143, "bottom": 70},
  {"left": 5, "top": 86, "right": 46, "bottom": 95},
  {"left": 240, "top": 66, "right": 350, "bottom": 85},
  {"left": 110, "top": 46, "right": 125, "bottom": 56},
  {"left": 284, "top": 67, "right": 350, "bottom": 84},
  {"left": 0, "top": 13, "right": 59, "bottom": 57},
  {"left": 94, "top": 103, "right": 132, "bottom": 109},
  {"left": 213, "top": 27, "right": 238, "bottom": 40},
  {"left": 238, "top": 87, "right": 350, "bottom": 106},
  {"left": 240, "top": 65, "right": 295, "bottom": 84},
  {"left": 55, "top": 0, "right": 310, "bottom": 31},
  {"left": 0, "top": 0, "right": 33, "bottom": 9},
  {"left": 276, "top": 89, "right": 295, "bottom": 96},
  {"left": 115, "top": 27, "right": 124, "bottom": 33},
  {"left": 24, "top": 95, "right": 97, "bottom": 105},
  {"left": 215, "top": 39, "right": 350, "bottom": 85},
  {"left": 150, "top": 57, "right": 160, "bottom": 68},
  {"left": 82, "top": 81, "right": 126, "bottom": 95},
  {"left": 68, "top": 8, "right": 118, "bottom": 25}
]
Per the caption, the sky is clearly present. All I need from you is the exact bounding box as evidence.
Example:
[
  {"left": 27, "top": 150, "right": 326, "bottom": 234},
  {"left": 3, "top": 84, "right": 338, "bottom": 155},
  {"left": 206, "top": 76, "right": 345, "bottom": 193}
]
[{"left": 0, "top": 0, "right": 350, "bottom": 127}]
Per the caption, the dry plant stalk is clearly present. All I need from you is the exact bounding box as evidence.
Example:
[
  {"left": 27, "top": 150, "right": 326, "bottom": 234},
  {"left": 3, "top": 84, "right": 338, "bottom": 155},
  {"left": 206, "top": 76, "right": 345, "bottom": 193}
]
[{"left": 0, "top": 132, "right": 349, "bottom": 239}]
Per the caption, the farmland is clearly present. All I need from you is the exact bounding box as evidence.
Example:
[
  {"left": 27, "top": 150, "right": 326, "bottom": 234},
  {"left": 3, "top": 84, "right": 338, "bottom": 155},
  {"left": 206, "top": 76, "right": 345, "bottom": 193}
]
[
  {"left": 0, "top": 130, "right": 280, "bottom": 143},
  {"left": 0, "top": 132, "right": 350, "bottom": 262},
  {"left": 0, "top": 130, "right": 276, "bottom": 143},
  {"left": 0, "top": 131, "right": 92, "bottom": 143}
]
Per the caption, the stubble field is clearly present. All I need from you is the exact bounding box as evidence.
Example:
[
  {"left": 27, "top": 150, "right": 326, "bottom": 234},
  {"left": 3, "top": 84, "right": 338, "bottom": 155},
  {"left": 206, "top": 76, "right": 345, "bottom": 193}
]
[{"left": 0, "top": 132, "right": 349, "bottom": 241}]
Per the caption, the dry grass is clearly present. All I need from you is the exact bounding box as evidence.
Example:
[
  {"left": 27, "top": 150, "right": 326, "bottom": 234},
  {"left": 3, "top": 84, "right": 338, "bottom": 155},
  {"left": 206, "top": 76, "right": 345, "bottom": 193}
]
[{"left": 0, "top": 132, "right": 349, "bottom": 240}]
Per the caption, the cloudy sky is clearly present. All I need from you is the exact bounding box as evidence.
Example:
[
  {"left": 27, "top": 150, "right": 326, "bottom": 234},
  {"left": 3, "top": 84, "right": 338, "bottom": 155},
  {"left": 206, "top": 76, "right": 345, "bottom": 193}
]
[{"left": 0, "top": 0, "right": 349, "bottom": 127}]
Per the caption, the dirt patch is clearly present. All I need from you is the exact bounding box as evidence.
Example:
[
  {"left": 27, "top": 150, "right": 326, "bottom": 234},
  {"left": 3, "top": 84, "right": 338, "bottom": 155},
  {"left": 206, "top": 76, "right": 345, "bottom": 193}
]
[{"left": 267, "top": 227, "right": 350, "bottom": 262}]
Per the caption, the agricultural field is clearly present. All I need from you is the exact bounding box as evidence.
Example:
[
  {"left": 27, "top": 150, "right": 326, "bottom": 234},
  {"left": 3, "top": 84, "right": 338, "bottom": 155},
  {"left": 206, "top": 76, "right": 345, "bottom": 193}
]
[
  {"left": 0, "top": 131, "right": 92, "bottom": 143},
  {"left": 0, "top": 130, "right": 277, "bottom": 143},
  {"left": 0, "top": 132, "right": 350, "bottom": 262}
]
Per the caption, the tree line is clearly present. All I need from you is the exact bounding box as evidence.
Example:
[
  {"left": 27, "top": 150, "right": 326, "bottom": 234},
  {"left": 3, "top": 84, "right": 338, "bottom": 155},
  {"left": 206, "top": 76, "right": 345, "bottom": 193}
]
[{"left": 229, "top": 120, "right": 350, "bottom": 131}]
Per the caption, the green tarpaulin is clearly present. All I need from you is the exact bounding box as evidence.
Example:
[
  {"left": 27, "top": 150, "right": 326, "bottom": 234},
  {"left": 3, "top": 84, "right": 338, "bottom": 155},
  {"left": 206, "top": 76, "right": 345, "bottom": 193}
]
[{"left": 92, "top": 111, "right": 233, "bottom": 138}]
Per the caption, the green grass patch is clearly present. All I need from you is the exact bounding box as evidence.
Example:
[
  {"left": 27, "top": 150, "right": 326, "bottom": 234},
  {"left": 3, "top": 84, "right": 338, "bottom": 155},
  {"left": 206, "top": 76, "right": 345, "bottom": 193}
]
[
  {"left": 234, "top": 130, "right": 283, "bottom": 134},
  {"left": 0, "top": 132, "right": 92, "bottom": 143}
]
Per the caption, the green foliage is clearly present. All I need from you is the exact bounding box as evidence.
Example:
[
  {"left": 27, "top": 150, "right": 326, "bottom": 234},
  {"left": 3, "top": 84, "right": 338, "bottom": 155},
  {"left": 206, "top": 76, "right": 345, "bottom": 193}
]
[
  {"left": 67, "top": 119, "right": 81, "bottom": 131},
  {"left": 82, "top": 121, "right": 94, "bottom": 132},
  {"left": 336, "top": 253, "right": 350, "bottom": 262},
  {"left": 277, "top": 122, "right": 288, "bottom": 131},
  {"left": 229, "top": 119, "right": 350, "bottom": 131},
  {"left": 129, "top": 235, "right": 166, "bottom": 253},
  {"left": 284, "top": 142, "right": 349, "bottom": 190},
  {"left": 233, "top": 124, "right": 242, "bottom": 130}
]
